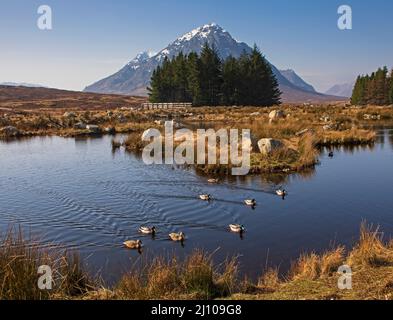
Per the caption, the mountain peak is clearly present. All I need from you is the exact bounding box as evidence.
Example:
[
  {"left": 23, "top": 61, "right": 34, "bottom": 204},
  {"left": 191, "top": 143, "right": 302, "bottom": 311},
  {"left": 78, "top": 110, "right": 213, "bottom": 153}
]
[
  {"left": 129, "top": 51, "right": 156, "bottom": 64},
  {"left": 176, "top": 23, "right": 225, "bottom": 43}
]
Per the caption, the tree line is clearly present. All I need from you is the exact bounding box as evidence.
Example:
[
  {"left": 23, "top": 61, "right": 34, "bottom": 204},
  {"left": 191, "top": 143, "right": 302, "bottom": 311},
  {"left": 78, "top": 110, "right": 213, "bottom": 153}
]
[
  {"left": 148, "top": 44, "right": 281, "bottom": 106},
  {"left": 351, "top": 67, "right": 393, "bottom": 105}
]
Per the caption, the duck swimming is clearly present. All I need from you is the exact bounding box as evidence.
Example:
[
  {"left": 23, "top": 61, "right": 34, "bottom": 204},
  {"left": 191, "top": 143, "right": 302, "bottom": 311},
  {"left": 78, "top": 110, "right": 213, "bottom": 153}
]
[
  {"left": 276, "top": 189, "right": 287, "bottom": 197},
  {"left": 244, "top": 199, "right": 257, "bottom": 207},
  {"left": 123, "top": 239, "right": 142, "bottom": 250},
  {"left": 139, "top": 226, "right": 156, "bottom": 235},
  {"left": 208, "top": 178, "right": 219, "bottom": 184},
  {"left": 229, "top": 224, "right": 245, "bottom": 233},
  {"left": 169, "top": 232, "right": 185, "bottom": 242},
  {"left": 199, "top": 194, "right": 211, "bottom": 201}
]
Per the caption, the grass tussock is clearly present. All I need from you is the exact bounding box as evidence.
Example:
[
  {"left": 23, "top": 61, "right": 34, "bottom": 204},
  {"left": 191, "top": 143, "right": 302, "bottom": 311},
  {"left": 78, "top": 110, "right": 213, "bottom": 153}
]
[
  {"left": 0, "top": 229, "right": 94, "bottom": 300},
  {"left": 257, "top": 268, "right": 281, "bottom": 292},
  {"left": 115, "top": 250, "right": 238, "bottom": 300},
  {"left": 317, "top": 128, "right": 376, "bottom": 146},
  {"left": 348, "top": 222, "right": 393, "bottom": 268},
  {"left": 289, "top": 247, "right": 346, "bottom": 281}
]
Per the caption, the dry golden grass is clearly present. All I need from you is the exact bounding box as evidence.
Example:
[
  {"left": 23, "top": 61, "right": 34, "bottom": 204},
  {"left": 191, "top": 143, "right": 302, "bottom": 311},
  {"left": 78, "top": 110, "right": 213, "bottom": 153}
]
[
  {"left": 316, "top": 128, "right": 377, "bottom": 146},
  {"left": 0, "top": 229, "right": 94, "bottom": 300},
  {"left": 257, "top": 268, "right": 281, "bottom": 292},
  {"left": 320, "top": 247, "right": 346, "bottom": 277},
  {"left": 289, "top": 247, "right": 345, "bottom": 281},
  {"left": 348, "top": 222, "right": 393, "bottom": 268},
  {"left": 114, "top": 250, "right": 239, "bottom": 300}
]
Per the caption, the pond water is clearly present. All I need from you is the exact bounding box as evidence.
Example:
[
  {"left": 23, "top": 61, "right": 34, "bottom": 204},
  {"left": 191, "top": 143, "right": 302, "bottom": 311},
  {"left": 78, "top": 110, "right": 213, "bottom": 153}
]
[{"left": 0, "top": 129, "right": 392, "bottom": 283}]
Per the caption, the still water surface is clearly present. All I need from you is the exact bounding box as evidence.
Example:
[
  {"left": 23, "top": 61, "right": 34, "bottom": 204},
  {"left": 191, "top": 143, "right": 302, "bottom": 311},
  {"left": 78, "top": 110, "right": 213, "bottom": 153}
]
[{"left": 0, "top": 129, "right": 392, "bottom": 282}]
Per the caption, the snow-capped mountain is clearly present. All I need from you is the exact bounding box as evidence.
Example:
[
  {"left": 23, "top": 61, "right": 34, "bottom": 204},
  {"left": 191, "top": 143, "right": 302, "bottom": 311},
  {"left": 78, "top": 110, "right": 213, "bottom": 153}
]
[
  {"left": 84, "top": 23, "right": 344, "bottom": 102},
  {"left": 279, "top": 69, "right": 316, "bottom": 93}
]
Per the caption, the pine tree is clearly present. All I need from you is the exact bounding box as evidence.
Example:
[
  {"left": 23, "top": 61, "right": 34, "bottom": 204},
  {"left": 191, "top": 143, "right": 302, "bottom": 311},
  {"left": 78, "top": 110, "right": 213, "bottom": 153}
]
[
  {"left": 351, "top": 76, "right": 361, "bottom": 105},
  {"left": 186, "top": 52, "right": 202, "bottom": 105},
  {"left": 172, "top": 52, "right": 190, "bottom": 102},
  {"left": 235, "top": 51, "right": 251, "bottom": 105},
  {"left": 199, "top": 43, "right": 222, "bottom": 106},
  {"left": 351, "top": 75, "right": 367, "bottom": 105},
  {"left": 221, "top": 56, "right": 240, "bottom": 105},
  {"left": 161, "top": 57, "right": 176, "bottom": 102},
  {"left": 148, "top": 66, "right": 163, "bottom": 103},
  {"left": 374, "top": 67, "right": 389, "bottom": 105},
  {"left": 352, "top": 66, "right": 393, "bottom": 106}
]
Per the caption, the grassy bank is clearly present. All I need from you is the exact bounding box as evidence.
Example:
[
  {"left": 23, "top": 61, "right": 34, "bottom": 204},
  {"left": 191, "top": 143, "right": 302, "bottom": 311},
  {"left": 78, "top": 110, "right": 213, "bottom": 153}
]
[{"left": 1, "top": 224, "right": 393, "bottom": 300}]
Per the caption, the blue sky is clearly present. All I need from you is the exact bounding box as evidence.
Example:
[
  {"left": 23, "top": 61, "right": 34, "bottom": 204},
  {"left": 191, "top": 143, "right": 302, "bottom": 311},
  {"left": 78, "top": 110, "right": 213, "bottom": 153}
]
[{"left": 1, "top": 0, "right": 392, "bottom": 92}]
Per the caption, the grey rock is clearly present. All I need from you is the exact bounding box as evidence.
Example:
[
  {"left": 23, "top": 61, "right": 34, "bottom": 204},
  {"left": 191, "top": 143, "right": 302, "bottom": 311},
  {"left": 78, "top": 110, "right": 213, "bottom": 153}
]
[
  {"left": 269, "top": 110, "right": 285, "bottom": 121},
  {"left": 258, "top": 138, "right": 284, "bottom": 155},
  {"left": 0, "top": 126, "right": 20, "bottom": 137}
]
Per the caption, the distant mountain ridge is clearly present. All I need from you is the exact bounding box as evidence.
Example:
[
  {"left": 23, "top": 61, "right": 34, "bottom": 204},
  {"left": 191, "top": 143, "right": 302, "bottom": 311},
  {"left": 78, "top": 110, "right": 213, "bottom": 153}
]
[
  {"left": 84, "top": 23, "right": 345, "bottom": 103},
  {"left": 325, "top": 82, "right": 355, "bottom": 98},
  {"left": 279, "top": 69, "right": 316, "bottom": 93},
  {"left": 0, "top": 82, "right": 47, "bottom": 88}
]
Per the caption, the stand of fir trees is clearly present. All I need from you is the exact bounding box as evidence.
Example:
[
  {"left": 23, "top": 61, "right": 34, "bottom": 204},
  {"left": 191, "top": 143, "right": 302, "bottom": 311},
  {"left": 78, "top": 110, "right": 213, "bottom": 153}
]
[
  {"left": 148, "top": 44, "right": 281, "bottom": 106},
  {"left": 351, "top": 67, "right": 393, "bottom": 106}
]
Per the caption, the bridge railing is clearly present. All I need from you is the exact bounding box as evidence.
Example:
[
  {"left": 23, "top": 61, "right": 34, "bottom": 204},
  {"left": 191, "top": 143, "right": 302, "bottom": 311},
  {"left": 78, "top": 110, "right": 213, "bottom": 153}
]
[{"left": 140, "top": 102, "right": 193, "bottom": 110}]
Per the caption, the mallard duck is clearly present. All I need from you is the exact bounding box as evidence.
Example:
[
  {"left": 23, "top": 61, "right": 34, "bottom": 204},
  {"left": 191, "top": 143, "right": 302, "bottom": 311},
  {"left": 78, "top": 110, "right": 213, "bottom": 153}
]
[
  {"left": 276, "top": 189, "right": 287, "bottom": 197},
  {"left": 139, "top": 226, "right": 156, "bottom": 235},
  {"left": 244, "top": 199, "right": 257, "bottom": 206},
  {"left": 208, "top": 178, "right": 219, "bottom": 184},
  {"left": 169, "top": 232, "right": 185, "bottom": 242},
  {"left": 229, "top": 224, "right": 245, "bottom": 233},
  {"left": 199, "top": 194, "right": 211, "bottom": 201},
  {"left": 123, "top": 240, "right": 142, "bottom": 249}
]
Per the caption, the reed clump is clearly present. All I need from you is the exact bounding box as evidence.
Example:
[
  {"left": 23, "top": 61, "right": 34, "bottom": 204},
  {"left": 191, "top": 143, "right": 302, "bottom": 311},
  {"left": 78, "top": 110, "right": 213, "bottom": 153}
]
[
  {"left": 115, "top": 250, "right": 239, "bottom": 300},
  {"left": 0, "top": 230, "right": 94, "bottom": 300},
  {"left": 348, "top": 222, "right": 393, "bottom": 268},
  {"left": 316, "top": 128, "right": 376, "bottom": 146}
]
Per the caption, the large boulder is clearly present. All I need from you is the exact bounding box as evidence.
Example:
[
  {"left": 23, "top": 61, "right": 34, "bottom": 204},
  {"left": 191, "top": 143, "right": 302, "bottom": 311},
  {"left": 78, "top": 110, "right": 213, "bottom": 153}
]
[
  {"left": 258, "top": 138, "right": 284, "bottom": 155},
  {"left": 269, "top": 110, "right": 285, "bottom": 122},
  {"left": 0, "top": 126, "right": 20, "bottom": 137}
]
